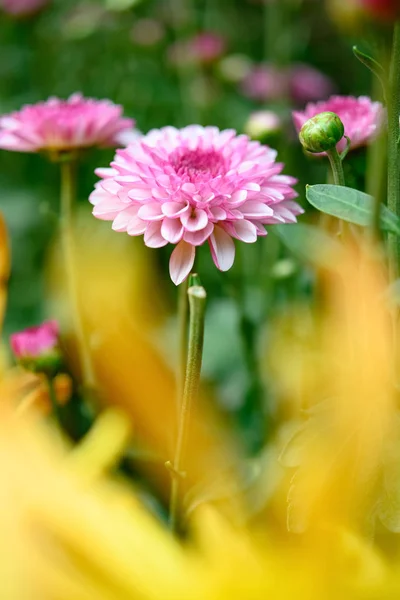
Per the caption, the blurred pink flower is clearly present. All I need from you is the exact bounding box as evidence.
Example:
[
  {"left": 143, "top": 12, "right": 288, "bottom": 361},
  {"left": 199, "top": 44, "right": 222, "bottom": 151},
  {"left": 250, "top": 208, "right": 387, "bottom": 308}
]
[
  {"left": 0, "top": 93, "right": 134, "bottom": 154},
  {"left": 1, "top": 0, "right": 49, "bottom": 15},
  {"left": 292, "top": 95, "right": 384, "bottom": 153},
  {"left": 289, "top": 64, "right": 335, "bottom": 104},
  {"left": 167, "top": 32, "right": 226, "bottom": 67},
  {"left": 245, "top": 110, "right": 281, "bottom": 140},
  {"left": 90, "top": 125, "right": 301, "bottom": 285},
  {"left": 190, "top": 33, "right": 226, "bottom": 63},
  {"left": 10, "top": 320, "right": 59, "bottom": 360},
  {"left": 241, "top": 62, "right": 334, "bottom": 104},
  {"left": 361, "top": 0, "right": 400, "bottom": 21},
  {"left": 241, "top": 65, "right": 288, "bottom": 102}
]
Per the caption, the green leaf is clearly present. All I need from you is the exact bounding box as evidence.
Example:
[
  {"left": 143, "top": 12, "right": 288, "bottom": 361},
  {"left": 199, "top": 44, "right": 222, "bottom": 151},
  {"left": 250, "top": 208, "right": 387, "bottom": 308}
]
[
  {"left": 352, "top": 46, "right": 387, "bottom": 100},
  {"left": 306, "top": 184, "right": 400, "bottom": 236},
  {"left": 275, "top": 222, "right": 342, "bottom": 267}
]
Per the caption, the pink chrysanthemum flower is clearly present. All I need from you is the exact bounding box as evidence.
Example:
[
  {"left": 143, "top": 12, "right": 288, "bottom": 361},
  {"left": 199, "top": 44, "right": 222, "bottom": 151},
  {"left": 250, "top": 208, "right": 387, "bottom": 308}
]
[
  {"left": 0, "top": 93, "right": 134, "bottom": 154},
  {"left": 10, "top": 320, "right": 59, "bottom": 360},
  {"left": 90, "top": 125, "right": 301, "bottom": 285},
  {"left": 1, "top": 0, "right": 49, "bottom": 15},
  {"left": 293, "top": 95, "right": 384, "bottom": 153}
]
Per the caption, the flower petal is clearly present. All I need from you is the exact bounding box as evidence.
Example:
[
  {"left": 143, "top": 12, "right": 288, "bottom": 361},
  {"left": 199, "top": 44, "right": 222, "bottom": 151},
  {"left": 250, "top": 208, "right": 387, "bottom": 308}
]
[
  {"left": 228, "top": 190, "right": 248, "bottom": 206},
  {"left": 240, "top": 201, "right": 274, "bottom": 218},
  {"left": 161, "top": 218, "right": 184, "bottom": 244},
  {"left": 161, "top": 201, "right": 188, "bottom": 217},
  {"left": 169, "top": 241, "right": 196, "bottom": 286},
  {"left": 181, "top": 208, "right": 209, "bottom": 232},
  {"left": 126, "top": 217, "right": 148, "bottom": 236},
  {"left": 138, "top": 203, "right": 164, "bottom": 221},
  {"left": 112, "top": 206, "right": 141, "bottom": 232},
  {"left": 144, "top": 221, "right": 168, "bottom": 248},
  {"left": 232, "top": 220, "right": 258, "bottom": 243},
  {"left": 208, "top": 226, "right": 235, "bottom": 271},
  {"left": 183, "top": 222, "right": 214, "bottom": 246}
]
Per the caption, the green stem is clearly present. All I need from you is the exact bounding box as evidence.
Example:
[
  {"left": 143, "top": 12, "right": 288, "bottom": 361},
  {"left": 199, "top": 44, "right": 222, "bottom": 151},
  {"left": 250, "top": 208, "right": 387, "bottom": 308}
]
[
  {"left": 326, "top": 147, "right": 346, "bottom": 186},
  {"left": 368, "top": 129, "right": 387, "bottom": 240},
  {"left": 169, "top": 284, "right": 206, "bottom": 534},
  {"left": 387, "top": 22, "right": 400, "bottom": 280},
  {"left": 60, "top": 160, "right": 95, "bottom": 389},
  {"left": 176, "top": 278, "right": 189, "bottom": 412},
  {"left": 46, "top": 376, "right": 63, "bottom": 428}
]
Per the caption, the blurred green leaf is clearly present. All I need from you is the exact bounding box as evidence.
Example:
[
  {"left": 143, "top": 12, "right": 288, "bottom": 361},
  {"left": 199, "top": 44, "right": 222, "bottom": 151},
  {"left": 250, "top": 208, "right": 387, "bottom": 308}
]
[
  {"left": 306, "top": 184, "right": 400, "bottom": 235},
  {"left": 275, "top": 222, "right": 342, "bottom": 267}
]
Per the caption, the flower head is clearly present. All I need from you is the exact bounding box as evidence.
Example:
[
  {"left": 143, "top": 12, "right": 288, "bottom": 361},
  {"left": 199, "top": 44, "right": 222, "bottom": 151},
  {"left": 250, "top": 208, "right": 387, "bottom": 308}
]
[
  {"left": 0, "top": 93, "right": 134, "bottom": 155},
  {"left": 241, "top": 62, "right": 334, "bottom": 105},
  {"left": 10, "top": 320, "right": 62, "bottom": 375},
  {"left": 244, "top": 110, "right": 281, "bottom": 141},
  {"left": 293, "top": 95, "right": 384, "bottom": 154},
  {"left": 90, "top": 125, "right": 301, "bottom": 285},
  {"left": 1, "top": 0, "right": 49, "bottom": 15},
  {"left": 189, "top": 33, "right": 226, "bottom": 63},
  {"left": 361, "top": 0, "right": 400, "bottom": 19},
  {"left": 299, "top": 111, "right": 345, "bottom": 154},
  {"left": 329, "top": 0, "right": 400, "bottom": 22},
  {"left": 167, "top": 32, "right": 226, "bottom": 68},
  {"left": 241, "top": 64, "right": 288, "bottom": 102},
  {"left": 289, "top": 63, "right": 335, "bottom": 104}
]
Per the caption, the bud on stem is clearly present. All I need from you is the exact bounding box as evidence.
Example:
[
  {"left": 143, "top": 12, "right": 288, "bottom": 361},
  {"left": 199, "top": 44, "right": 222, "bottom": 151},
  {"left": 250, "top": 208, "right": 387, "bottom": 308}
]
[{"left": 299, "top": 111, "right": 345, "bottom": 154}]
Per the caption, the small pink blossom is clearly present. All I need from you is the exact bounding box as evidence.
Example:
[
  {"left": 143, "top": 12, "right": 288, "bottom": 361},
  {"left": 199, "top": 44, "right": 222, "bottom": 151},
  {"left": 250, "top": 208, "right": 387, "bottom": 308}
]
[
  {"left": 0, "top": 93, "right": 134, "bottom": 154},
  {"left": 241, "top": 65, "right": 288, "bottom": 102},
  {"left": 241, "top": 62, "right": 334, "bottom": 104},
  {"left": 245, "top": 110, "right": 281, "bottom": 139},
  {"left": 10, "top": 320, "right": 59, "bottom": 360},
  {"left": 289, "top": 64, "right": 335, "bottom": 104},
  {"left": 292, "top": 95, "right": 384, "bottom": 153},
  {"left": 167, "top": 32, "right": 226, "bottom": 67},
  {"left": 90, "top": 125, "right": 301, "bottom": 285},
  {"left": 1, "top": 0, "right": 49, "bottom": 15},
  {"left": 190, "top": 33, "right": 226, "bottom": 63}
]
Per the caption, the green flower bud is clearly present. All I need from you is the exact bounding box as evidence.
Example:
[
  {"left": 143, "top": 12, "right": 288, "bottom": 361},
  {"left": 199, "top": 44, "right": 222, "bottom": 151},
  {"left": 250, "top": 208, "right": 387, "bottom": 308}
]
[{"left": 299, "top": 111, "right": 344, "bottom": 153}]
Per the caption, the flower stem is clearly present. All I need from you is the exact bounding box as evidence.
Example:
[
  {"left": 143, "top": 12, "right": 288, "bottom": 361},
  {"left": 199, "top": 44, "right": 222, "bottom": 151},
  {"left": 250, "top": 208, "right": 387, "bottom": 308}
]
[
  {"left": 60, "top": 160, "right": 95, "bottom": 389},
  {"left": 46, "top": 375, "right": 63, "bottom": 428},
  {"left": 169, "top": 284, "right": 206, "bottom": 534},
  {"left": 326, "top": 146, "right": 346, "bottom": 186},
  {"left": 176, "top": 278, "right": 189, "bottom": 412},
  {"left": 387, "top": 22, "right": 400, "bottom": 280}
]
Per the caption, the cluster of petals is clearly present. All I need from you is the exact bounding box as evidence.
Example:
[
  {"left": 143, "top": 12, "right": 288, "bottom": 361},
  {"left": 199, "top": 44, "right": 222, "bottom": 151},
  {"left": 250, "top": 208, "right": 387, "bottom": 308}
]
[
  {"left": 90, "top": 125, "right": 301, "bottom": 285},
  {"left": 10, "top": 320, "right": 59, "bottom": 359},
  {"left": 1, "top": 0, "right": 49, "bottom": 15},
  {"left": 0, "top": 94, "right": 135, "bottom": 153},
  {"left": 293, "top": 95, "right": 384, "bottom": 153}
]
